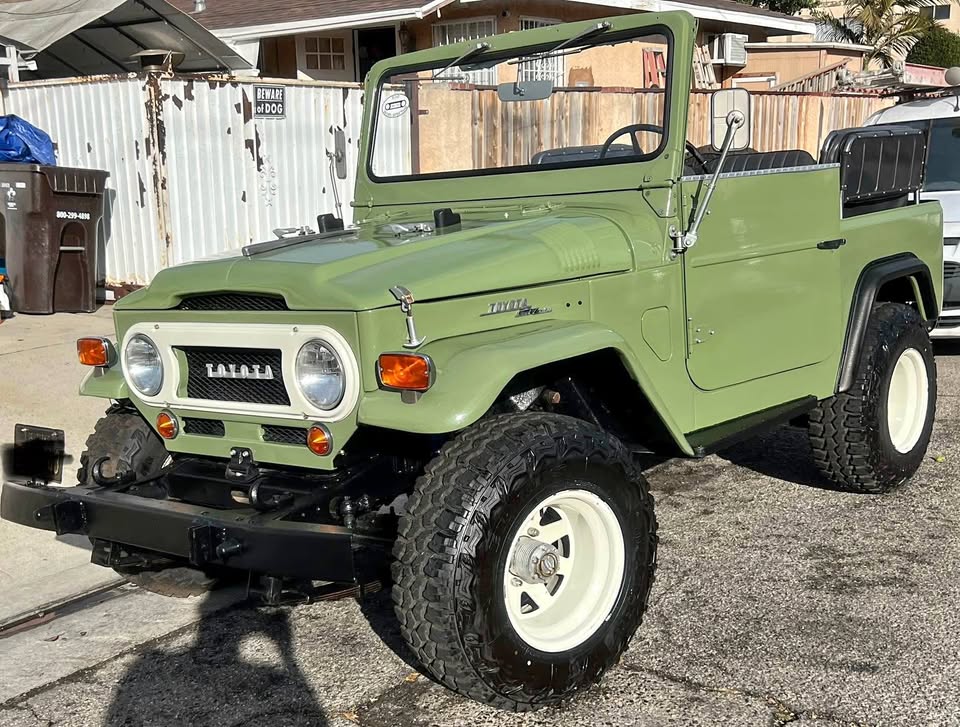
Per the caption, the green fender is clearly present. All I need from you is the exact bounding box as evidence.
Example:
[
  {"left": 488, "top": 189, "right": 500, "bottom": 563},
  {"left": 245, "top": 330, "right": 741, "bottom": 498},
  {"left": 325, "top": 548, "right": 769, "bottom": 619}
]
[
  {"left": 357, "top": 319, "right": 694, "bottom": 455},
  {"left": 79, "top": 366, "right": 130, "bottom": 399}
]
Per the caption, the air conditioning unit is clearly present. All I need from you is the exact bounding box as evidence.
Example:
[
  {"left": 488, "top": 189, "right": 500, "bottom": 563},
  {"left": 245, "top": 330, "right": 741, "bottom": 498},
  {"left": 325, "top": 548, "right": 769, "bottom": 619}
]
[{"left": 710, "top": 33, "right": 748, "bottom": 67}]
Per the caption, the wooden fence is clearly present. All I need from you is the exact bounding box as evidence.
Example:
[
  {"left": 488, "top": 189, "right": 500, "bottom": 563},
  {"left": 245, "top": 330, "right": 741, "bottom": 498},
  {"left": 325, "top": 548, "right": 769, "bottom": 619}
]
[{"left": 416, "top": 85, "right": 892, "bottom": 174}]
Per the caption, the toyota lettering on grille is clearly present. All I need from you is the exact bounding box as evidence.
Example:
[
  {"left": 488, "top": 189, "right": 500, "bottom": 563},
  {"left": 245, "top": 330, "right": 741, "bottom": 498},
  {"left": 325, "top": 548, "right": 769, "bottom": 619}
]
[{"left": 205, "top": 363, "right": 275, "bottom": 380}]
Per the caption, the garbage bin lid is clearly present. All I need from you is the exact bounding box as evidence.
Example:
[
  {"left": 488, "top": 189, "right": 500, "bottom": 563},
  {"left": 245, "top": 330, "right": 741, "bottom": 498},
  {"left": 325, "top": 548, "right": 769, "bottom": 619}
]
[{"left": 0, "top": 163, "right": 109, "bottom": 194}]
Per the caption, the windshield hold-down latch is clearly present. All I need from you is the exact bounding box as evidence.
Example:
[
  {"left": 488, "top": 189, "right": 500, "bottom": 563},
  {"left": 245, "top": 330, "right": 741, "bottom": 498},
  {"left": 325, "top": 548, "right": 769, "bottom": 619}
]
[{"left": 390, "top": 285, "right": 425, "bottom": 349}]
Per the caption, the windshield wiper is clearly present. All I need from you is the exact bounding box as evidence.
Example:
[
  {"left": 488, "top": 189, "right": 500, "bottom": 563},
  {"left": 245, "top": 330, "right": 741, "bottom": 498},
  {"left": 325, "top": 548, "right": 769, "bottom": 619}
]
[
  {"left": 433, "top": 42, "right": 490, "bottom": 80},
  {"left": 509, "top": 21, "right": 611, "bottom": 67}
]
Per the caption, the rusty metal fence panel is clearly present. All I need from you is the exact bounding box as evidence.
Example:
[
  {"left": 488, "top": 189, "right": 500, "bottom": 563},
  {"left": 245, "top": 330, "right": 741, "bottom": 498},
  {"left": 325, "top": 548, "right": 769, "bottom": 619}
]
[
  {"left": 159, "top": 77, "right": 365, "bottom": 268},
  {"left": 3, "top": 74, "right": 383, "bottom": 286},
  {"left": 4, "top": 75, "right": 162, "bottom": 285}
]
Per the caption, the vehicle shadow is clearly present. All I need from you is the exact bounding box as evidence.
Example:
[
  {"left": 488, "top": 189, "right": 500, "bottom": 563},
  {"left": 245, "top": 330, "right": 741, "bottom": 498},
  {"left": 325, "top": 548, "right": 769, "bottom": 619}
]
[
  {"left": 716, "top": 424, "right": 835, "bottom": 490},
  {"left": 358, "top": 587, "right": 424, "bottom": 673},
  {"left": 103, "top": 596, "right": 328, "bottom": 726}
]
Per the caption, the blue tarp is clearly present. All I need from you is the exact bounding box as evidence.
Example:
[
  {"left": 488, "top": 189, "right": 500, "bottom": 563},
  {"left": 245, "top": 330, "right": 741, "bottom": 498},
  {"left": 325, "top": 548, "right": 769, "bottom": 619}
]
[{"left": 0, "top": 116, "right": 55, "bottom": 166}]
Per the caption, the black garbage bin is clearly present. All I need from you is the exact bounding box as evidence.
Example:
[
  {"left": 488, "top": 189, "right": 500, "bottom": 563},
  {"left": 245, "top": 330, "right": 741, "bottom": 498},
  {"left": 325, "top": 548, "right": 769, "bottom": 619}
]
[{"left": 0, "top": 164, "right": 108, "bottom": 314}]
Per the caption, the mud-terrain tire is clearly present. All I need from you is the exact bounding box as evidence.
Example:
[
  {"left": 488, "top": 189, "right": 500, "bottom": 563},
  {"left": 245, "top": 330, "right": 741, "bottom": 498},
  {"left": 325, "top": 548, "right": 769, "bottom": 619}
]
[
  {"left": 392, "top": 413, "right": 657, "bottom": 711},
  {"left": 80, "top": 407, "right": 221, "bottom": 598},
  {"left": 808, "top": 302, "right": 936, "bottom": 493},
  {"left": 78, "top": 407, "right": 169, "bottom": 486}
]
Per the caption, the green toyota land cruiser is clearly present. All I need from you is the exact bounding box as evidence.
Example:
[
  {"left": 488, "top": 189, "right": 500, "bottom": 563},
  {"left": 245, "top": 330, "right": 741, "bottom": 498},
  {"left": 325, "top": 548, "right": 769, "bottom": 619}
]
[{"left": 1, "top": 11, "right": 943, "bottom": 711}]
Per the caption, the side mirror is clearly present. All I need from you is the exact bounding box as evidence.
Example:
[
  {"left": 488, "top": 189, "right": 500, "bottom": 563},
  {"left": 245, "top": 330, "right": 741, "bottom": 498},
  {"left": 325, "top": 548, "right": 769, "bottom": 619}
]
[
  {"left": 497, "top": 79, "right": 554, "bottom": 102},
  {"left": 333, "top": 127, "right": 348, "bottom": 180},
  {"left": 710, "top": 88, "right": 751, "bottom": 152}
]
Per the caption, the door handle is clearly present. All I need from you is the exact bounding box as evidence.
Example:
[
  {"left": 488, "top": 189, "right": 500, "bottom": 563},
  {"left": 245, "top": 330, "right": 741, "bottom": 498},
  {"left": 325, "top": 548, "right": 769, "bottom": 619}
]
[{"left": 817, "top": 238, "right": 846, "bottom": 250}]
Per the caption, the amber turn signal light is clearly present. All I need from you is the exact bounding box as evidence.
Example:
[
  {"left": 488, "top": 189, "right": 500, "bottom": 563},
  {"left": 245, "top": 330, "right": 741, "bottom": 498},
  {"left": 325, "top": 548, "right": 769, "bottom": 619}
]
[
  {"left": 307, "top": 424, "right": 332, "bottom": 456},
  {"left": 156, "top": 411, "right": 178, "bottom": 440},
  {"left": 377, "top": 353, "right": 433, "bottom": 392},
  {"left": 77, "top": 337, "right": 113, "bottom": 367}
]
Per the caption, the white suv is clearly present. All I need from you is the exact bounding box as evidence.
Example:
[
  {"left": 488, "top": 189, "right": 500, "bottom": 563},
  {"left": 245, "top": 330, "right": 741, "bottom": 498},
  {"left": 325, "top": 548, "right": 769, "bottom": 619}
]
[{"left": 867, "top": 97, "right": 959, "bottom": 336}]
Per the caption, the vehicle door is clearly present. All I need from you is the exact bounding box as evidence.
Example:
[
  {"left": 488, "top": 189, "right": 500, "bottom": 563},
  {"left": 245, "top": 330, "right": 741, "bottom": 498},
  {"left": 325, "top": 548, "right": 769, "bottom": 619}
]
[{"left": 680, "top": 94, "right": 843, "bottom": 391}]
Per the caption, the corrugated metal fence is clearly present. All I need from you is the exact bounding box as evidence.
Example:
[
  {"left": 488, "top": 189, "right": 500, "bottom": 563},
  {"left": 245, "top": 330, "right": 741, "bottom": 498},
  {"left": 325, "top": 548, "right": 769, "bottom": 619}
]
[
  {"left": 3, "top": 75, "right": 893, "bottom": 285},
  {"left": 4, "top": 74, "right": 372, "bottom": 285}
]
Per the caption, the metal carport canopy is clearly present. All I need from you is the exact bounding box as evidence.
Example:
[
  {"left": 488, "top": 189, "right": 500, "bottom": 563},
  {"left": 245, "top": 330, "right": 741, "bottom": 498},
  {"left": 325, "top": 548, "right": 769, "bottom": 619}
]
[{"left": 0, "top": 0, "right": 251, "bottom": 78}]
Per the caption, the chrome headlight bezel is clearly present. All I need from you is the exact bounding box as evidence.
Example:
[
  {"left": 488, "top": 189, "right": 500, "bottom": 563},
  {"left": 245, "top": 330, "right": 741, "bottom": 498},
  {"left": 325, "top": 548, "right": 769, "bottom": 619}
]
[
  {"left": 294, "top": 339, "right": 346, "bottom": 411},
  {"left": 123, "top": 333, "right": 164, "bottom": 397}
]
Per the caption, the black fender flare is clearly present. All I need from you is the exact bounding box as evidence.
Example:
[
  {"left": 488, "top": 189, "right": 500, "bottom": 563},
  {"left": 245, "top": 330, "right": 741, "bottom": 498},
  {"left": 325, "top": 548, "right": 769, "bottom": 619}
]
[{"left": 836, "top": 253, "right": 938, "bottom": 394}]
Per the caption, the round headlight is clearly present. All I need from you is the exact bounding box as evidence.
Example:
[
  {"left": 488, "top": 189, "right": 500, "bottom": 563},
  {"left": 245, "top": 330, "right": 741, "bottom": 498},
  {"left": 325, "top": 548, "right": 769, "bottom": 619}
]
[
  {"left": 124, "top": 334, "right": 163, "bottom": 396},
  {"left": 295, "top": 340, "right": 344, "bottom": 410}
]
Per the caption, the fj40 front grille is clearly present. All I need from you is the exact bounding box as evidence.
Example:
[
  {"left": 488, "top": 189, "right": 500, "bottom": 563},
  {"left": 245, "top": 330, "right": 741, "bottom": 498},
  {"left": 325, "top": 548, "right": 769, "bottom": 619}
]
[
  {"left": 262, "top": 425, "right": 308, "bottom": 445},
  {"left": 179, "top": 346, "right": 290, "bottom": 406},
  {"left": 182, "top": 418, "right": 226, "bottom": 437}
]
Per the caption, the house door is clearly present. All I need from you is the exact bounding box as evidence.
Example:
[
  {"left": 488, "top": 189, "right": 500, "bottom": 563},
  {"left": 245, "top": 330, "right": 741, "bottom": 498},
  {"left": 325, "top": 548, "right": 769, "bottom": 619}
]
[
  {"left": 682, "top": 168, "right": 843, "bottom": 392},
  {"left": 356, "top": 27, "right": 398, "bottom": 82}
]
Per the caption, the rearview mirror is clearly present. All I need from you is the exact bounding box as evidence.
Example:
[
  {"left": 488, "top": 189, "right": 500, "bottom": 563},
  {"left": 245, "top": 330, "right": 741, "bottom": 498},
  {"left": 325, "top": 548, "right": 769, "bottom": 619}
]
[
  {"left": 497, "top": 79, "right": 554, "bottom": 102},
  {"left": 333, "top": 127, "right": 348, "bottom": 180},
  {"left": 710, "top": 88, "right": 751, "bottom": 151}
]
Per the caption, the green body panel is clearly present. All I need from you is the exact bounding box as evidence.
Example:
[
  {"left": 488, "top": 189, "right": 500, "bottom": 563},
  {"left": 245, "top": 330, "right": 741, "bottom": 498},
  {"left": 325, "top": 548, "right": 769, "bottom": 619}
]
[
  {"left": 683, "top": 168, "right": 844, "bottom": 392},
  {"left": 357, "top": 319, "right": 693, "bottom": 455},
  {"left": 118, "top": 214, "right": 634, "bottom": 312},
  {"left": 75, "top": 11, "right": 942, "bottom": 472},
  {"left": 80, "top": 366, "right": 129, "bottom": 400}
]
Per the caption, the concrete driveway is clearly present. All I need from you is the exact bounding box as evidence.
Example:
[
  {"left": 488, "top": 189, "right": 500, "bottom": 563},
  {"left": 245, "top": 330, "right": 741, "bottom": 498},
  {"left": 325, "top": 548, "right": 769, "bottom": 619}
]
[
  {"left": 0, "top": 309, "right": 121, "bottom": 624},
  {"left": 1, "top": 312, "right": 959, "bottom": 726}
]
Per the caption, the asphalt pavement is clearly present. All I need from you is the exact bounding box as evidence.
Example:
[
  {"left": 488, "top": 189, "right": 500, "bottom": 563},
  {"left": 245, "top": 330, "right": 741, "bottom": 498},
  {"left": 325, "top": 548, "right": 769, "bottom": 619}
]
[{"left": 2, "top": 312, "right": 960, "bottom": 726}]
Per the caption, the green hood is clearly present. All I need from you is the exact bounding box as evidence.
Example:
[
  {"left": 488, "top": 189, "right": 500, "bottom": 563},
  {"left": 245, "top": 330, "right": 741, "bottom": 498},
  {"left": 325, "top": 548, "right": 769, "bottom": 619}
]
[{"left": 118, "top": 214, "right": 633, "bottom": 311}]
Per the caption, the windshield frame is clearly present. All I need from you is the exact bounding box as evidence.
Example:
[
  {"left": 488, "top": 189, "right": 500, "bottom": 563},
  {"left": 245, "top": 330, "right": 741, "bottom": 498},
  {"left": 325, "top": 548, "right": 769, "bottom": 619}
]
[{"left": 366, "top": 23, "right": 675, "bottom": 184}]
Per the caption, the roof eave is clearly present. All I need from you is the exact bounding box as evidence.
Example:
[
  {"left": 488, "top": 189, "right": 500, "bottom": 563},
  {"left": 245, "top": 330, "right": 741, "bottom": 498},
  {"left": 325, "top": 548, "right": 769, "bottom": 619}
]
[
  {"left": 212, "top": 2, "right": 456, "bottom": 41},
  {"left": 650, "top": 0, "right": 814, "bottom": 34},
  {"left": 212, "top": 0, "right": 813, "bottom": 42}
]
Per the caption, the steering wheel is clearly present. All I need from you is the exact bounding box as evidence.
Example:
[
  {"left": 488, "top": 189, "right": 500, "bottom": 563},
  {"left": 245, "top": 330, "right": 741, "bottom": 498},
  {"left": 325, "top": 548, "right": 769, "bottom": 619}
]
[{"left": 599, "top": 123, "right": 709, "bottom": 174}]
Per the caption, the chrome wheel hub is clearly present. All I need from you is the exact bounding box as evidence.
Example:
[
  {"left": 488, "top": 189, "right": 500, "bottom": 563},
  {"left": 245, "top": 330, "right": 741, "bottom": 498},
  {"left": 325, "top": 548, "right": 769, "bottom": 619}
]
[{"left": 509, "top": 536, "right": 562, "bottom": 583}]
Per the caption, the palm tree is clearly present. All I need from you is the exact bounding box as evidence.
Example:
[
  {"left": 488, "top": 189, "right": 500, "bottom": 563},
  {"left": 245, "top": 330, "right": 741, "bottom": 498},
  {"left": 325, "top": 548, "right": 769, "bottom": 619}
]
[{"left": 815, "top": 0, "right": 937, "bottom": 68}]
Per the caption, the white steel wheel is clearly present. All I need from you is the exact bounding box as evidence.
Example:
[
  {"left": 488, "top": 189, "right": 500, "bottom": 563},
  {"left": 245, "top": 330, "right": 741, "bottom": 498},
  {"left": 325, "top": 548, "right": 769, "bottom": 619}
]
[
  {"left": 887, "top": 347, "right": 929, "bottom": 454},
  {"left": 503, "top": 488, "right": 626, "bottom": 653}
]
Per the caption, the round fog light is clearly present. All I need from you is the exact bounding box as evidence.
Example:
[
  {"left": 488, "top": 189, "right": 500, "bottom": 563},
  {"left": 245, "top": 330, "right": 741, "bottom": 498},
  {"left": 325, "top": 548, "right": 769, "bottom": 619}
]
[
  {"left": 156, "top": 411, "right": 178, "bottom": 440},
  {"left": 307, "top": 424, "right": 332, "bottom": 456}
]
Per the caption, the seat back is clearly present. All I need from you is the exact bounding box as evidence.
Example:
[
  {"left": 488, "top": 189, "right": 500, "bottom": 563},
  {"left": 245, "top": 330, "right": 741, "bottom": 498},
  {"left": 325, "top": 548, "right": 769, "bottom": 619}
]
[
  {"left": 818, "top": 124, "right": 927, "bottom": 216},
  {"left": 702, "top": 149, "right": 816, "bottom": 174},
  {"left": 531, "top": 143, "right": 635, "bottom": 165}
]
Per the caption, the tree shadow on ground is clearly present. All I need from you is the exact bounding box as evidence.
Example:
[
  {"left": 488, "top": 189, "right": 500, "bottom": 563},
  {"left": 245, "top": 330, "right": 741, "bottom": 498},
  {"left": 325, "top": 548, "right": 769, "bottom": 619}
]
[
  {"left": 716, "top": 424, "right": 837, "bottom": 490},
  {"left": 104, "top": 597, "right": 328, "bottom": 726}
]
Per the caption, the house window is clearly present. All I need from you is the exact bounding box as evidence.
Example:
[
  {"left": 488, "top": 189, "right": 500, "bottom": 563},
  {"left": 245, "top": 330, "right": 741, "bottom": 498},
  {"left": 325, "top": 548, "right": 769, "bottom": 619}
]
[
  {"left": 519, "top": 17, "right": 564, "bottom": 83},
  {"left": 921, "top": 4, "right": 951, "bottom": 19},
  {"left": 432, "top": 18, "right": 497, "bottom": 84},
  {"left": 304, "top": 36, "right": 346, "bottom": 71}
]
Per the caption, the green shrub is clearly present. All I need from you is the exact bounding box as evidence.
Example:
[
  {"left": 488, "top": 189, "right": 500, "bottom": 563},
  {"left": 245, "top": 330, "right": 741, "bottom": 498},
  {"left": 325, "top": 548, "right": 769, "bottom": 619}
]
[{"left": 907, "top": 25, "right": 960, "bottom": 68}]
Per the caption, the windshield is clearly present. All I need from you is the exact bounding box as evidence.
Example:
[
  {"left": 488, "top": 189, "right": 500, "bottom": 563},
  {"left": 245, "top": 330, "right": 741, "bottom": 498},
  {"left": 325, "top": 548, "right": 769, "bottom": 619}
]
[
  {"left": 887, "top": 117, "right": 960, "bottom": 192},
  {"left": 369, "top": 28, "right": 671, "bottom": 181}
]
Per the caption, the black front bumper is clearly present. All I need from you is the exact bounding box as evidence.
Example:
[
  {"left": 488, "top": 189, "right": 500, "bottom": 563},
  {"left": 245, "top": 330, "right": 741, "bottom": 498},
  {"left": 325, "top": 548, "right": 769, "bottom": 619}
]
[{"left": 0, "top": 480, "right": 391, "bottom": 583}]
